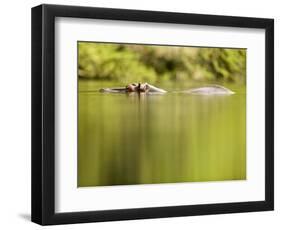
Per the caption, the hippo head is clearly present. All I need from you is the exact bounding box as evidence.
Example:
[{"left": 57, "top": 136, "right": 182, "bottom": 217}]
[
  {"left": 138, "top": 83, "right": 149, "bottom": 93},
  {"left": 126, "top": 83, "right": 149, "bottom": 93},
  {"left": 126, "top": 83, "right": 138, "bottom": 92}
]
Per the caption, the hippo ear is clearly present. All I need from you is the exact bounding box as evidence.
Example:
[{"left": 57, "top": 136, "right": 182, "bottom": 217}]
[{"left": 145, "top": 84, "right": 149, "bottom": 90}]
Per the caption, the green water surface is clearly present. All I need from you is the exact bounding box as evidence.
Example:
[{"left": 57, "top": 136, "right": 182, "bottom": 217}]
[{"left": 78, "top": 81, "right": 246, "bottom": 187}]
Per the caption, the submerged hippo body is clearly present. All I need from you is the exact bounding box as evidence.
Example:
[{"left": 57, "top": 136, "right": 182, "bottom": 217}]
[
  {"left": 100, "top": 83, "right": 234, "bottom": 95},
  {"left": 184, "top": 85, "right": 234, "bottom": 95}
]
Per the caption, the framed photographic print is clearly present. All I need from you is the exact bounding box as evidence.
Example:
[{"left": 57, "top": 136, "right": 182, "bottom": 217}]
[{"left": 31, "top": 4, "right": 274, "bottom": 225}]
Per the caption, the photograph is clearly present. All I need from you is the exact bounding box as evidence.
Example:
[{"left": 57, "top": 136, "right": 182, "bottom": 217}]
[
  {"left": 31, "top": 4, "right": 274, "bottom": 225},
  {"left": 77, "top": 41, "right": 247, "bottom": 187}
]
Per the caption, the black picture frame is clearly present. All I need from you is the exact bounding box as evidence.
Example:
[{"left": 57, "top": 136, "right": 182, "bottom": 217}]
[{"left": 31, "top": 4, "right": 274, "bottom": 225}]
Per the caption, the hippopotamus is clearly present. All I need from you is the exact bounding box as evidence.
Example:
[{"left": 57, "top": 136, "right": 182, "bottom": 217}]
[
  {"left": 100, "top": 83, "right": 167, "bottom": 94},
  {"left": 100, "top": 83, "right": 234, "bottom": 95}
]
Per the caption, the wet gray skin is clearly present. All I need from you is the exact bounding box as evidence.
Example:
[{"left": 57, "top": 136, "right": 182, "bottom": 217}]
[
  {"left": 100, "top": 83, "right": 167, "bottom": 94},
  {"left": 184, "top": 85, "right": 234, "bottom": 95},
  {"left": 100, "top": 83, "right": 234, "bottom": 95}
]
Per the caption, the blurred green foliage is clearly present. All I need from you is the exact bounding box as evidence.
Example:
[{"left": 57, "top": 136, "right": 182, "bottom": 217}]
[{"left": 78, "top": 42, "right": 246, "bottom": 84}]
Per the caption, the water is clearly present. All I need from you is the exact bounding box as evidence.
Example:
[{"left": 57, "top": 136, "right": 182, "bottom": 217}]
[{"left": 78, "top": 81, "right": 246, "bottom": 187}]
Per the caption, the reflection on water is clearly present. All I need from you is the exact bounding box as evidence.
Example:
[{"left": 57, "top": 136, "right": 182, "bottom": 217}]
[{"left": 78, "top": 81, "right": 246, "bottom": 187}]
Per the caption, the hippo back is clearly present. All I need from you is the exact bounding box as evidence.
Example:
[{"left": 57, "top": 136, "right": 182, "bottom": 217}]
[{"left": 185, "top": 85, "right": 234, "bottom": 95}]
